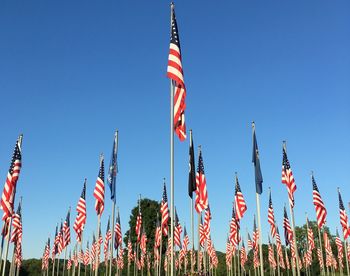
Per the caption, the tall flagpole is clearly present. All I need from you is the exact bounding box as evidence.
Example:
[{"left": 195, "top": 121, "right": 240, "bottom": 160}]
[
  {"left": 283, "top": 142, "right": 300, "bottom": 276},
  {"left": 338, "top": 188, "right": 350, "bottom": 276},
  {"left": 169, "top": 3, "right": 175, "bottom": 274},
  {"left": 189, "top": 130, "right": 194, "bottom": 276},
  {"left": 252, "top": 122, "right": 264, "bottom": 276},
  {"left": 109, "top": 130, "right": 118, "bottom": 276}
]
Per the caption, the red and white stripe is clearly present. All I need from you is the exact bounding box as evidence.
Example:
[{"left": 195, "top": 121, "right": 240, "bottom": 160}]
[
  {"left": 195, "top": 150, "right": 208, "bottom": 213},
  {"left": 1, "top": 136, "right": 22, "bottom": 221},
  {"left": 93, "top": 155, "right": 105, "bottom": 216},
  {"left": 281, "top": 146, "right": 297, "bottom": 208},
  {"left": 234, "top": 175, "right": 247, "bottom": 221},
  {"left": 312, "top": 175, "right": 327, "bottom": 229}
]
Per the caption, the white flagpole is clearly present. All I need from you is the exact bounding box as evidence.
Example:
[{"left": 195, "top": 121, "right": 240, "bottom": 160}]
[
  {"left": 95, "top": 216, "right": 100, "bottom": 276},
  {"left": 256, "top": 193, "right": 264, "bottom": 276},
  {"left": 189, "top": 130, "right": 194, "bottom": 276},
  {"left": 168, "top": 3, "right": 176, "bottom": 275},
  {"left": 109, "top": 130, "right": 118, "bottom": 276}
]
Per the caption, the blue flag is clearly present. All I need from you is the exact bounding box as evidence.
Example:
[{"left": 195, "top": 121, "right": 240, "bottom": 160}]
[
  {"left": 107, "top": 131, "right": 118, "bottom": 203},
  {"left": 252, "top": 123, "right": 263, "bottom": 194}
]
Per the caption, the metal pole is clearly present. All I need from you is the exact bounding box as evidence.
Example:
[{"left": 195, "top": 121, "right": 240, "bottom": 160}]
[
  {"left": 197, "top": 214, "right": 200, "bottom": 273},
  {"left": 78, "top": 240, "right": 83, "bottom": 276},
  {"left": 57, "top": 255, "right": 60, "bottom": 276},
  {"left": 318, "top": 227, "right": 325, "bottom": 276},
  {"left": 169, "top": 5, "right": 175, "bottom": 276},
  {"left": 288, "top": 205, "right": 300, "bottom": 276},
  {"left": 1, "top": 217, "right": 12, "bottom": 276},
  {"left": 256, "top": 193, "right": 264, "bottom": 276},
  {"left": 52, "top": 256, "right": 56, "bottom": 276},
  {"left": 190, "top": 132, "right": 194, "bottom": 276},
  {"left": 63, "top": 246, "right": 67, "bottom": 276},
  {"left": 158, "top": 232, "right": 163, "bottom": 276},
  {"left": 95, "top": 215, "right": 100, "bottom": 276}
]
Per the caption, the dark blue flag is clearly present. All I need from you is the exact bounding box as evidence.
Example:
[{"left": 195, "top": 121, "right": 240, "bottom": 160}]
[
  {"left": 252, "top": 123, "right": 263, "bottom": 194},
  {"left": 107, "top": 131, "right": 118, "bottom": 203}
]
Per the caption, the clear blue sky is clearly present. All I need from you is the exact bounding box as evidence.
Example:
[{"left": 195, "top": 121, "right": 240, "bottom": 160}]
[{"left": 0, "top": 0, "right": 349, "bottom": 259}]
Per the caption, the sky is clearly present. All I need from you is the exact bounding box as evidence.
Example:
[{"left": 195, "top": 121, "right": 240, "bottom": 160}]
[{"left": 0, "top": 0, "right": 349, "bottom": 259}]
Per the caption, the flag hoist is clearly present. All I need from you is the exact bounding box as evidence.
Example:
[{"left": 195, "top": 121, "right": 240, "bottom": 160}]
[
  {"left": 252, "top": 122, "right": 264, "bottom": 276},
  {"left": 166, "top": 2, "right": 188, "bottom": 275}
]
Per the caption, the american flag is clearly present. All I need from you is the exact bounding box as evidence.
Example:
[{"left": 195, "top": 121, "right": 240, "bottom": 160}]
[
  {"left": 182, "top": 226, "right": 189, "bottom": 252},
  {"left": 160, "top": 182, "right": 169, "bottom": 236},
  {"left": 307, "top": 221, "right": 315, "bottom": 250},
  {"left": 167, "top": 3, "right": 186, "bottom": 141},
  {"left": 338, "top": 189, "right": 350, "bottom": 239},
  {"left": 247, "top": 233, "right": 253, "bottom": 250},
  {"left": 312, "top": 175, "right": 327, "bottom": 229},
  {"left": 195, "top": 149, "right": 208, "bottom": 213},
  {"left": 268, "top": 237, "right": 276, "bottom": 269},
  {"left": 58, "top": 222, "right": 64, "bottom": 254},
  {"left": 199, "top": 216, "right": 205, "bottom": 247},
  {"left": 203, "top": 206, "right": 211, "bottom": 239},
  {"left": 240, "top": 241, "right": 247, "bottom": 267},
  {"left": 275, "top": 227, "right": 285, "bottom": 268},
  {"left": 229, "top": 206, "right": 238, "bottom": 248},
  {"left": 42, "top": 238, "right": 50, "bottom": 270},
  {"left": 268, "top": 191, "right": 276, "bottom": 238},
  {"left": 84, "top": 242, "right": 90, "bottom": 266},
  {"left": 335, "top": 229, "right": 344, "bottom": 269},
  {"left": 93, "top": 155, "right": 105, "bottom": 216},
  {"left": 1, "top": 135, "right": 22, "bottom": 222},
  {"left": 52, "top": 225, "right": 59, "bottom": 259},
  {"left": 234, "top": 174, "right": 247, "bottom": 221},
  {"left": 252, "top": 216, "right": 259, "bottom": 250},
  {"left": 283, "top": 206, "right": 293, "bottom": 246},
  {"left": 127, "top": 237, "right": 133, "bottom": 264},
  {"left": 10, "top": 202, "right": 22, "bottom": 243},
  {"left": 62, "top": 208, "right": 71, "bottom": 248},
  {"left": 140, "top": 229, "right": 147, "bottom": 255},
  {"left": 154, "top": 215, "right": 161, "bottom": 248},
  {"left": 282, "top": 145, "right": 297, "bottom": 208},
  {"left": 67, "top": 255, "right": 72, "bottom": 270},
  {"left": 104, "top": 218, "right": 111, "bottom": 263},
  {"left": 114, "top": 211, "right": 122, "bottom": 250},
  {"left": 73, "top": 179, "right": 87, "bottom": 242},
  {"left": 135, "top": 211, "right": 142, "bottom": 243},
  {"left": 174, "top": 208, "right": 182, "bottom": 247}
]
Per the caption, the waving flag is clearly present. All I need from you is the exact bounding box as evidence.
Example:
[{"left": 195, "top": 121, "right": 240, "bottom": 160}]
[
  {"left": 174, "top": 208, "right": 182, "bottom": 247},
  {"left": 1, "top": 135, "right": 23, "bottom": 221},
  {"left": 229, "top": 206, "right": 238, "bottom": 248},
  {"left": 93, "top": 154, "right": 105, "bottom": 215},
  {"left": 234, "top": 174, "right": 247, "bottom": 221},
  {"left": 167, "top": 3, "right": 187, "bottom": 141},
  {"left": 188, "top": 131, "right": 196, "bottom": 197},
  {"left": 312, "top": 174, "right": 327, "bottom": 229},
  {"left": 114, "top": 211, "right": 122, "bottom": 250},
  {"left": 73, "top": 179, "right": 87, "bottom": 242},
  {"left": 268, "top": 191, "right": 276, "bottom": 238},
  {"left": 195, "top": 149, "right": 208, "bottom": 213},
  {"left": 107, "top": 131, "right": 118, "bottom": 203},
  {"left": 283, "top": 206, "right": 293, "bottom": 246},
  {"left": 338, "top": 189, "right": 350, "bottom": 239},
  {"left": 160, "top": 182, "right": 169, "bottom": 236},
  {"left": 252, "top": 123, "right": 263, "bottom": 194},
  {"left": 282, "top": 144, "right": 296, "bottom": 208},
  {"left": 104, "top": 218, "right": 111, "bottom": 263},
  {"left": 62, "top": 208, "right": 71, "bottom": 248},
  {"left": 135, "top": 211, "right": 142, "bottom": 243},
  {"left": 10, "top": 202, "right": 22, "bottom": 243}
]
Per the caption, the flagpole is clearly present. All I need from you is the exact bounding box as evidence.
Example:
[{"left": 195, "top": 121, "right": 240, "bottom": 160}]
[
  {"left": 94, "top": 215, "right": 100, "bottom": 276},
  {"left": 109, "top": 130, "right": 118, "bottom": 276},
  {"left": 254, "top": 193, "right": 264, "bottom": 276},
  {"left": 197, "top": 214, "right": 200, "bottom": 274},
  {"left": 282, "top": 142, "right": 299, "bottom": 276},
  {"left": 189, "top": 130, "right": 195, "bottom": 276},
  {"left": 78, "top": 237, "right": 83, "bottom": 276},
  {"left": 1, "top": 216, "right": 13, "bottom": 276},
  {"left": 63, "top": 243, "right": 68, "bottom": 276},
  {"left": 336, "top": 189, "right": 350, "bottom": 276}
]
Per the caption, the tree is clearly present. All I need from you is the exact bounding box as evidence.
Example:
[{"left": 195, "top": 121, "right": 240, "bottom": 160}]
[{"left": 123, "top": 198, "right": 161, "bottom": 255}]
